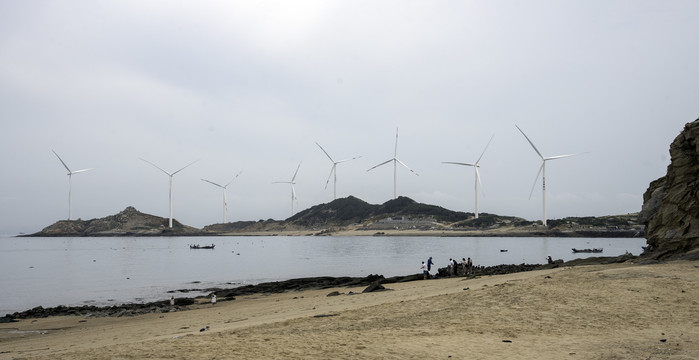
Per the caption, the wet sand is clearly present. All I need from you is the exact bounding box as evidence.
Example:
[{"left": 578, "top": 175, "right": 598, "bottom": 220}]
[{"left": 1, "top": 260, "right": 697, "bottom": 359}]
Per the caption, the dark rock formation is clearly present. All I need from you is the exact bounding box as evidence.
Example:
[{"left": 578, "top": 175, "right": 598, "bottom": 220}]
[
  {"left": 362, "top": 281, "right": 387, "bottom": 293},
  {"left": 639, "top": 119, "right": 699, "bottom": 259},
  {"left": 436, "top": 263, "right": 543, "bottom": 278},
  {"left": 209, "top": 274, "right": 386, "bottom": 299},
  {"left": 2, "top": 299, "right": 193, "bottom": 320},
  {"left": 25, "top": 206, "right": 206, "bottom": 237}
]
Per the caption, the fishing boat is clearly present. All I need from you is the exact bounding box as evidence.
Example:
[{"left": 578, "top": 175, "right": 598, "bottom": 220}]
[
  {"left": 190, "top": 244, "right": 215, "bottom": 249},
  {"left": 571, "top": 248, "right": 602, "bottom": 253}
]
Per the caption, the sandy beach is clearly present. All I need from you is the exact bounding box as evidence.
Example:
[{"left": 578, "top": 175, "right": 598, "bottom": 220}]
[{"left": 1, "top": 260, "right": 697, "bottom": 359}]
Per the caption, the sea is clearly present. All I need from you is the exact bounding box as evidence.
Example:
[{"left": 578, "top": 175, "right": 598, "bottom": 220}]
[{"left": 0, "top": 235, "right": 647, "bottom": 316}]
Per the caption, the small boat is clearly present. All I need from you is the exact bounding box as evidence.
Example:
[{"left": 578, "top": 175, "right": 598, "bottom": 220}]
[
  {"left": 190, "top": 244, "right": 215, "bottom": 249},
  {"left": 500, "top": 249, "right": 508, "bottom": 252},
  {"left": 571, "top": 248, "right": 603, "bottom": 253}
]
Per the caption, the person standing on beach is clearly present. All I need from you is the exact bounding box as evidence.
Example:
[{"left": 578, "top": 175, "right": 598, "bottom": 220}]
[
  {"left": 467, "top": 257, "right": 473, "bottom": 275},
  {"left": 211, "top": 293, "right": 216, "bottom": 305},
  {"left": 421, "top": 261, "right": 428, "bottom": 280},
  {"left": 427, "top": 256, "right": 433, "bottom": 272}
]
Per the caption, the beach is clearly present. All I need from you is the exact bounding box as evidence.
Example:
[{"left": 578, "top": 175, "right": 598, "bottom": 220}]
[{"left": 1, "top": 260, "right": 697, "bottom": 359}]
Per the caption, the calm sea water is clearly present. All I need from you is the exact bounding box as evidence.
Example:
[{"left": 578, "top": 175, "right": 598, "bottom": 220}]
[{"left": 0, "top": 235, "right": 646, "bottom": 316}]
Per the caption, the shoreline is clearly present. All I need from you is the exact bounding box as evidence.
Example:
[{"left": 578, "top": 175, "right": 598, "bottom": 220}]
[
  {"left": 2, "top": 254, "right": 633, "bottom": 321},
  {"left": 1, "top": 258, "right": 696, "bottom": 359}
]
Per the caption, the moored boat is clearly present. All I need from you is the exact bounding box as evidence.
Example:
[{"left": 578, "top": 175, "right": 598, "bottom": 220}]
[
  {"left": 190, "top": 244, "right": 215, "bottom": 249},
  {"left": 571, "top": 248, "right": 603, "bottom": 253}
]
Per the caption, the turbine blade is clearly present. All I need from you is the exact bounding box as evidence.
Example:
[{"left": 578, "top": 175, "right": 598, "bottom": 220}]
[
  {"left": 546, "top": 153, "right": 580, "bottom": 160},
  {"left": 140, "top": 158, "right": 171, "bottom": 176},
  {"left": 291, "top": 161, "right": 302, "bottom": 181},
  {"left": 515, "top": 125, "right": 544, "bottom": 160},
  {"left": 396, "top": 158, "right": 419, "bottom": 176},
  {"left": 315, "top": 142, "right": 334, "bottom": 162},
  {"left": 394, "top": 128, "right": 399, "bottom": 157},
  {"left": 202, "top": 179, "right": 224, "bottom": 188},
  {"left": 335, "top": 155, "right": 361, "bottom": 164},
  {"left": 71, "top": 168, "right": 94, "bottom": 174},
  {"left": 224, "top": 171, "right": 243, "bottom": 187},
  {"left": 367, "top": 159, "right": 393, "bottom": 172},
  {"left": 442, "top": 161, "right": 475, "bottom": 167},
  {"left": 529, "top": 162, "right": 544, "bottom": 199},
  {"left": 52, "top": 150, "right": 72, "bottom": 172},
  {"left": 324, "top": 165, "right": 335, "bottom": 190},
  {"left": 476, "top": 134, "right": 495, "bottom": 165},
  {"left": 172, "top": 159, "right": 199, "bottom": 175},
  {"left": 475, "top": 167, "right": 485, "bottom": 195}
]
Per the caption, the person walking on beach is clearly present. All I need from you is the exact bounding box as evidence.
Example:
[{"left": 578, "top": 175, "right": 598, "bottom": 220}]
[
  {"left": 421, "top": 261, "right": 428, "bottom": 280},
  {"left": 467, "top": 257, "right": 473, "bottom": 275},
  {"left": 211, "top": 293, "right": 216, "bottom": 305}
]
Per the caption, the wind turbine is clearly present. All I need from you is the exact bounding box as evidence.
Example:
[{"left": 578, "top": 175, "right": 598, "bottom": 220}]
[
  {"left": 201, "top": 171, "right": 242, "bottom": 224},
  {"left": 273, "top": 161, "right": 302, "bottom": 216},
  {"left": 52, "top": 150, "right": 93, "bottom": 221},
  {"left": 442, "top": 134, "right": 494, "bottom": 219},
  {"left": 367, "top": 128, "right": 419, "bottom": 199},
  {"left": 140, "top": 158, "right": 199, "bottom": 228},
  {"left": 315, "top": 142, "right": 361, "bottom": 200},
  {"left": 516, "top": 125, "right": 580, "bottom": 226}
]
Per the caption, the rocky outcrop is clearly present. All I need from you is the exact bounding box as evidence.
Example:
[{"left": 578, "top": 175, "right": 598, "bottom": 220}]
[
  {"left": 27, "top": 206, "right": 205, "bottom": 237},
  {"left": 639, "top": 119, "right": 699, "bottom": 259}
]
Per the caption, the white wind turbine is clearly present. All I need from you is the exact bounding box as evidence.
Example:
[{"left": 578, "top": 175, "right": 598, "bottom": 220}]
[
  {"left": 316, "top": 142, "right": 361, "bottom": 200},
  {"left": 442, "top": 134, "right": 494, "bottom": 219},
  {"left": 367, "top": 128, "right": 419, "bottom": 200},
  {"left": 273, "top": 161, "right": 302, "bottom": 216},
  {"left": 140, "top": 158, "right": 199, "bottom": 228},
  {"left": 202, "top": 171, "right": 242, "bottom": 224},
  {"left": 52, "top": 150, "right": 93, "bottom": 221},
  {"left": 516, "top": 125, "right": 580, "bottom": 226}
]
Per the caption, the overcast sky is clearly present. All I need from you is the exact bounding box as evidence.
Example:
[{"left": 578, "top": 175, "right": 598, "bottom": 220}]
[{"left": 1, "top": 1, "right": 697, "bottom": 235}]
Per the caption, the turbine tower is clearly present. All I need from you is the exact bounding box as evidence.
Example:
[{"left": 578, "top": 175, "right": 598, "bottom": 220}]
[
  {"left": 315, "top": 142, "right": 361, "bottom": 200},
  {"left": 516, "top": 125, "right": 579, "bottom": 226},
  {"left": 140, "top": 158, "right": 199, "bottom": 228},
  {"left": 442, "top": 134, "right": 494, "bottom": 219},
  {"left": 273, "top": 161, "right": 302, "bottom": 216},
  {"left": 202, "top": 171, "right": 242, "bottom": 224},
  {"left": 367, "top": 128, "right": 419, "bottom": 199},
  {"left": 52, "top": 150, "right": 93, "bottom": 221}
]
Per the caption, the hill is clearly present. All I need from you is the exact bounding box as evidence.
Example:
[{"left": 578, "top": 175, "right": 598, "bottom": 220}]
[
  {"left": 205, "top": 196, "right": 643, "bottom": 237},
  {"left": 26, "top": 206, "right": 205, "bottom": 237},
  {"left": 25, "top": 198, "right": 644, "bottom": 237}
]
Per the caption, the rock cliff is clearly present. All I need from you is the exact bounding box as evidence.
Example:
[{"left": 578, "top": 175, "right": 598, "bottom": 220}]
[{"left": 639, "top": 118, "right": 699, "bottom": 259}]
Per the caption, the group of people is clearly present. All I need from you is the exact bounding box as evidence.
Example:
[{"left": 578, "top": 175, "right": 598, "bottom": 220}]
[{"left": 421, "top": 256, "right": 473, "bottom": 279}]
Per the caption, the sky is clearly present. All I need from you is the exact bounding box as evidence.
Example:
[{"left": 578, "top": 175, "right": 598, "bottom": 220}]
[{"left": 1, "top": 1, "right": 697, "bottom": 235}]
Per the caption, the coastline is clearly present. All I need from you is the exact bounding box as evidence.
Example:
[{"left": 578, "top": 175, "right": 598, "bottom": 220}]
[
  {"left": 1, "top": 259, "right": 696, "bottom": 359},
  {"left": 213, "top": 225, "right": 644, "bottom": 238}
]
